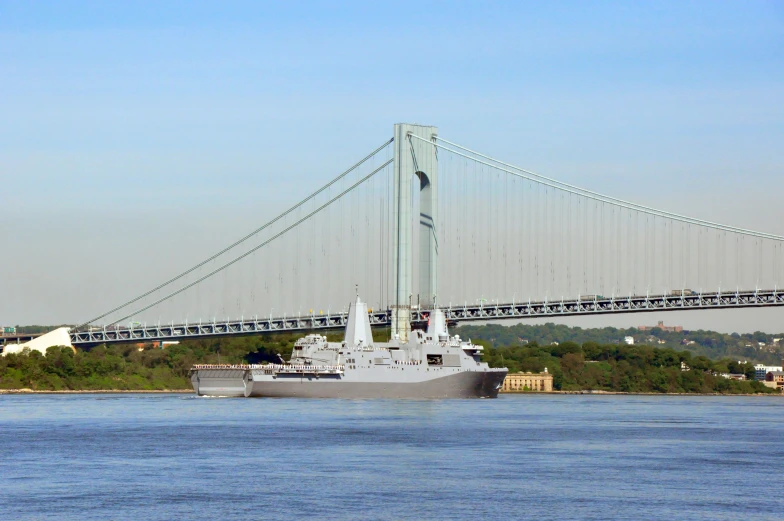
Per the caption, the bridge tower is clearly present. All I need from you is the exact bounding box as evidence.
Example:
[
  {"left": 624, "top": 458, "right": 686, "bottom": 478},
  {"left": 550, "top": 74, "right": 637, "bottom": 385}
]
[{"left": 391, "top": 123, "right": 438, "bottom": 341}]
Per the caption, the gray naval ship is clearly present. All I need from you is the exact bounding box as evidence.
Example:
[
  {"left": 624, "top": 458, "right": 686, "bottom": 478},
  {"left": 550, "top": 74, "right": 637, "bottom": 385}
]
[{"left": 190, "top": 297, "right": 507, "bottom": 398}]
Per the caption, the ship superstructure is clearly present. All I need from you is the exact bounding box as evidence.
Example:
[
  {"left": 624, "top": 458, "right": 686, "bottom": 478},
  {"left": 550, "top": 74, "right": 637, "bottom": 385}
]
[{"left": 190, "top": 297, "right": 507, "bottom": 398}]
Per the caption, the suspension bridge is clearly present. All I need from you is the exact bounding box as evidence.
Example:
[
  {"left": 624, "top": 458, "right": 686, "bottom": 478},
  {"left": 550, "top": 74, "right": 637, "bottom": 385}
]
[{"left": 5, "top": 123, "right": 784, "bottom": 350}]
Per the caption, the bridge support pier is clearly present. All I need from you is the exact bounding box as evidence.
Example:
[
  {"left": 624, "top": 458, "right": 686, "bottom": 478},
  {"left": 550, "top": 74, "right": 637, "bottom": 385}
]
[
  {"left": 391, "top": 123, "right": 438, "bottom": 342},
  {"left": 1, "top": 327, "right": 74, "bottom": 356}
]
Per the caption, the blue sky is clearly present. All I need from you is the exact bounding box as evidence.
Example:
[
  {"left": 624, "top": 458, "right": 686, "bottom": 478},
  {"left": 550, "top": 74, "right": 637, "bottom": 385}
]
[{"left": 2, "top": 1, "right": 783, "bottom": 329}]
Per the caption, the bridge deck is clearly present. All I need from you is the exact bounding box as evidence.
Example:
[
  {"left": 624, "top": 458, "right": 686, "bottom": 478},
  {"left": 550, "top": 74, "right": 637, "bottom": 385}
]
[{"left": 62, "top": 289, "right": 784, "bottom": 346}]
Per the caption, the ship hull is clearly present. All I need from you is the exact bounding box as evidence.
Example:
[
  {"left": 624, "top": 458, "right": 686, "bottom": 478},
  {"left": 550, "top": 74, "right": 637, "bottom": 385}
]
[
  {"left": 190, "top": 369, "right": 252, "bottom": 398},
  {"left": 190, "top": 369, "right": 506, "bottom": 399}
]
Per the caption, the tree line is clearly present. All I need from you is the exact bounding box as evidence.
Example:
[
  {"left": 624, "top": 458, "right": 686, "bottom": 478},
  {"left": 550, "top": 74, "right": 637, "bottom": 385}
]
[
  {"left": 477, "top": 340, "right": 773, "bottom": 393},
  {"left": 454, "top": 322, "right": 784, "bottom": 365},
  {"left": 0, "top": 332, "right": 314, "bottom": 391},
  {"left": 0, "top": 326, "right": 776, "bottom": 393}
]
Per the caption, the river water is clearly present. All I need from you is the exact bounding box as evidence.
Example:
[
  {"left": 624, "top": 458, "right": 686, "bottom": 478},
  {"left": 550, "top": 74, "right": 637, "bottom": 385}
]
[{"left": 1, "top": 394, "right": 782, "bottom": 520}]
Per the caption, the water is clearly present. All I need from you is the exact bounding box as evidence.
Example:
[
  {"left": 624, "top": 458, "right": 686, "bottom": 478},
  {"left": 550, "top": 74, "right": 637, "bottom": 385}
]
[{"left": 1, "top": 394, "right": 783, "bottom": 521}]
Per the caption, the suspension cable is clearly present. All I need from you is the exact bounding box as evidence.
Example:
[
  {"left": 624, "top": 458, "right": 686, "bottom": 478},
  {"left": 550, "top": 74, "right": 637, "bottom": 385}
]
[
  {"left": 107, "top": 159, "right": 393, "bottom": 327},
  {"left": 75, "top": 138, "right": 394, "bottom": 330},
  {"left": 411, "top": 134, "right": 784, "bottom": 241}
]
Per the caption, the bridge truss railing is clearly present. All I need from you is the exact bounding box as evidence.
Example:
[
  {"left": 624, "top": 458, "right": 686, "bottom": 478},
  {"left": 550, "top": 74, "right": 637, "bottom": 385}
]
[
  {"left": 69, "top": 311, "right": 391, "bottom": 345},
  {"left": 68, "top": 288, "right": 784, "bottom": 345}
]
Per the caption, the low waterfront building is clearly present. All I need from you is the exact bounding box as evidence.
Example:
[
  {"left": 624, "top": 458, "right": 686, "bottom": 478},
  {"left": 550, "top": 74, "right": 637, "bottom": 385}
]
[
  {"left": 501, "top": 370, "right": 553, "bottom": 392},
  {"left": 765, "top": 371, "right": 784, "bottom": 389}
]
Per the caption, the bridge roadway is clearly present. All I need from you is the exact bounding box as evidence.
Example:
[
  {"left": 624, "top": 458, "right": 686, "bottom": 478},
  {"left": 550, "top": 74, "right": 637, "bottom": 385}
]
[
  {"left": 60, "top": 288, "right": 784, "bottom": 346},
  {"left": 0, "top": 333, "right": 42, "bottom": 345}
]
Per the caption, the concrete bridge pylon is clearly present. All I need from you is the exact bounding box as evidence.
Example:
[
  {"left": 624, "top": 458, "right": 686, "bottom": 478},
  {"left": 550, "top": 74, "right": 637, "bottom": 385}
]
[
  {"left": 391, "top": 123, "right": 438, "bottom": 342},
  {"left": 1, "top": 327, "right": 74, "bottom": 356}
]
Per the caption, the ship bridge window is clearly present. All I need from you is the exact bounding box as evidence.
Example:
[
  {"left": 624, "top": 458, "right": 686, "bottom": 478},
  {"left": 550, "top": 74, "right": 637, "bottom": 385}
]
[{"left": 427, "top": 354, "right": 443, "bottom": 366}]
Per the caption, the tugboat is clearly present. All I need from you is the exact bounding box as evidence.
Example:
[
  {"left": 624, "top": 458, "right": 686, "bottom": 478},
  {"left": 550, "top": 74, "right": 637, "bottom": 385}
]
[{"left": 190, "top": 296, "right": 507, "bottom": 398}]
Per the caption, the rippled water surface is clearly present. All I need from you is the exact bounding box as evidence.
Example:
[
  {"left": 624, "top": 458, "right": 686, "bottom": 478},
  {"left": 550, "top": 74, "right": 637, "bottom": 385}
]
[{"left": 1, "top": 394, "right": 783, "bottom": 520}]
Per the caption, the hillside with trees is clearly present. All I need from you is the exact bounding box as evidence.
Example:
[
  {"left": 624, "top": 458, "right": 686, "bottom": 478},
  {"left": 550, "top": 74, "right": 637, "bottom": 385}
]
[
  {"left": 0, "top": 332, "right": 321, "bottom": 391},
  {"left": 0, "top": 324, "right": 777, "bottom": 393},
  {"left": 454, "top": 322, "right": 784, "bottom": 365},
  {"left": 477, "top": 339, "right": 772, "bottom": 393}
]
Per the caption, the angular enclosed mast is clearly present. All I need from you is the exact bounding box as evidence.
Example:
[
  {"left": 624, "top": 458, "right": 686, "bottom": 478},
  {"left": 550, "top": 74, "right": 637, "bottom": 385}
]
[{"left": 344, "top": 296, "right": 374, "bottom": 348}]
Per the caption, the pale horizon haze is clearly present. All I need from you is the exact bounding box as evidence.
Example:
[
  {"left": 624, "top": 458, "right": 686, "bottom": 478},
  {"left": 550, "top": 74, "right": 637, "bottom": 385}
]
[{"left": 1, "top": 1, "right": 783, "bottom": 333}]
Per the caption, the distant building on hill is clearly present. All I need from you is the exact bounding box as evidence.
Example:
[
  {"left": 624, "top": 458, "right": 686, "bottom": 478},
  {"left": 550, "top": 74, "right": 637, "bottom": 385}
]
[
  {"left": 623, "top": 336, "right": 634, "bottom": 345},
  {"left": 133, "top": 340, "right": 181, "bottom": 351},
  {"left": 755, "top": 360, "right": 784, "bottom": 381},
  {"left": 637, "top": 321, "right": 683, "bottom": 333},
  {"left": 501, "top": 370, "right": 553, "bottom": 392}
]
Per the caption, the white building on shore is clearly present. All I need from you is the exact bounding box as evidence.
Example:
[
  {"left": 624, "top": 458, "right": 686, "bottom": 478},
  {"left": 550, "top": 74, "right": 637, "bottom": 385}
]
[{"left": 755, "top": 361, "right": 784, "bottom": 381}]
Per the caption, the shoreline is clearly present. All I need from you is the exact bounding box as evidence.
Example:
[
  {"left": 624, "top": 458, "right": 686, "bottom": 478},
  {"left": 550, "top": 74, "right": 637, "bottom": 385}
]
[
  {"left": 0, "top": 389, "right": 193, "bottom": 394},
  {"left": 0, "top": 389, "right": 780, "bottom": 396},
  {"left": 503, "top": 390, "right": 782, "bottom": 396}
]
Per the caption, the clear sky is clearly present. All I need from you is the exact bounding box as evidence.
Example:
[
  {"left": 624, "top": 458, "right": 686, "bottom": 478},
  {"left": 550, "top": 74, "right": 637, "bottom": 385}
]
[{"left": 1, "top": 1, "right": 783, "bottom": 331}]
